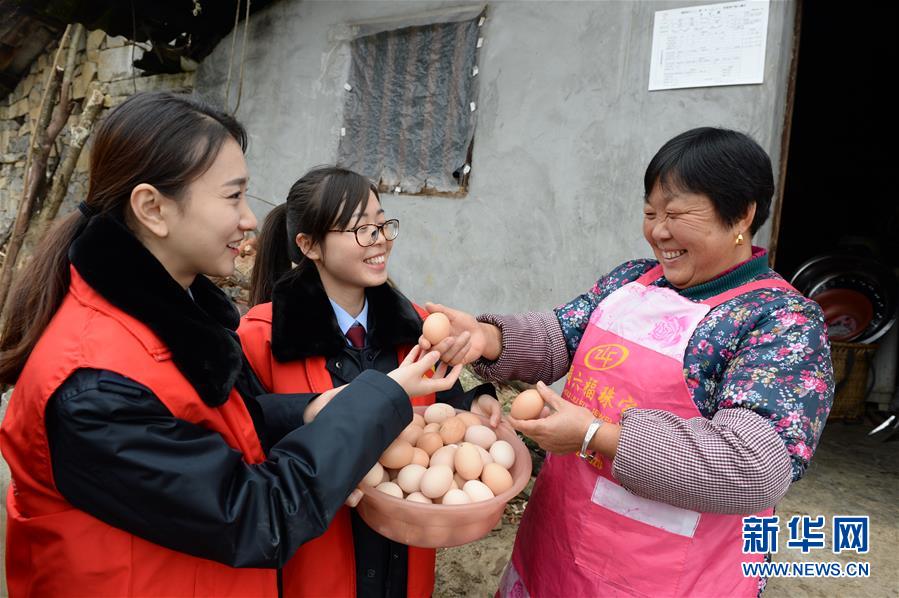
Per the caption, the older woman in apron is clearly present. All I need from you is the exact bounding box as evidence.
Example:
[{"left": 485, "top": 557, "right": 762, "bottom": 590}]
[{"left": 421, "top": 128, "right": 834, "bottom": 597}]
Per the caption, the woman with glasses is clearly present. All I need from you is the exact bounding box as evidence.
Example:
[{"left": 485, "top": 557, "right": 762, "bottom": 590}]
[{"left": 240, "top": 165, "right": 502, "bottom": 598}]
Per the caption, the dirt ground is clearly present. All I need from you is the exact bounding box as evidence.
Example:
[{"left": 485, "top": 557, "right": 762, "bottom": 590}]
[{"left": 434, "top": 420, "right": 899, "bottom": 598}]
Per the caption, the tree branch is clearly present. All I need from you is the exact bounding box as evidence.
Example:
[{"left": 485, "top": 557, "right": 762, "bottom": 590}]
[
  {"left": 39, "top": 88, "right": 105, "bottom": 231},
  {"left": 0, "top": 26, "right": 73, "bottom": 314}
]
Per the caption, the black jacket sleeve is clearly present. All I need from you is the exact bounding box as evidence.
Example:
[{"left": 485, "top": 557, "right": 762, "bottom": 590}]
[
  {"left": 45, "top": 367, "right": 411, "bottom": 569},
  {"left": 251, "top": 391, "right": 318, "bottom": 449},
  {"left": 435, "top": 380, "right": 497, "bottom": 411}
]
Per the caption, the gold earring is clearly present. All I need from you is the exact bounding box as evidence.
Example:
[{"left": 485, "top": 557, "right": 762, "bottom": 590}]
[{"left": 735, "top": 233, "right": 744, "bottom": 246}]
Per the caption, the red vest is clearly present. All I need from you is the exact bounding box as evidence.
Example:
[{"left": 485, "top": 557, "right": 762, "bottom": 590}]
[
  {"left": 239, "top": 302, "right": 436, "bottom": 598},
  {"left": 0, "top": 267, "right": 277, "bottom": 597}
]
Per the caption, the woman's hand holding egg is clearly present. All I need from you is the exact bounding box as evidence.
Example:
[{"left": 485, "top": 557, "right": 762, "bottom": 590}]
[
  {"left": 508, "top": 382, "right": 619, "bottom": 457},
  {"left": 418, "top": 304, "right": 502, "bottom": 365},
  {"left": 388, "top": 345, "right": 462, "bottom": 398}
]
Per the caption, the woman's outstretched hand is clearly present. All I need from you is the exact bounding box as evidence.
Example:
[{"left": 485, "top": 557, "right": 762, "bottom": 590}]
[
  {"left": 388, "top": 345, "right": 463, "bottom": 397},
  {"left": 417, "top": 303, "right": 502, "bottom": 365}
]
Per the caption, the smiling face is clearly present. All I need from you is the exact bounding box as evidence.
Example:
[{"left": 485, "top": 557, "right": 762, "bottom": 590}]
[
  {"left": 300, "top": 191, "right": 392, "bottom": 313},
  {"left": 158, "top": 138, "right": 257, "bottom": 287},
  {"left": 642, "top": 180, "right": 754, "bottom": 289}
]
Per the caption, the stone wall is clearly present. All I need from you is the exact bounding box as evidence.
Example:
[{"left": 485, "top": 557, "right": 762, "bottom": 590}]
[
  {"left": 0, "top": 28, "right": 196, "bottom": 598},
  {"left": 0, "top": 28, "right": 195, "bottom": 253}
]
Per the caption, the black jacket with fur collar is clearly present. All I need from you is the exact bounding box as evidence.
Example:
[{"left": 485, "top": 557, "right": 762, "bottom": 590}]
[
  {"left": 270, "top": 265, "right": 425, "bottom": 362},
  {"left": 43, "top": 214, "right": 412, "bottom": 571},
  {"left": 267, "top": 265, "right": 495, "bottom": 407},
  {"left": 69, "top": 214, "right": 243, "bottom": 407}
]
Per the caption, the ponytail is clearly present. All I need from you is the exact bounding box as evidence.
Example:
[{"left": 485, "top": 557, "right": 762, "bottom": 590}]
[
  {"left": 0, "top": 212, "right": 83, "bottom": 384},
  {"left": 249, "top": 203, "right": 293, "bottom": 306}
]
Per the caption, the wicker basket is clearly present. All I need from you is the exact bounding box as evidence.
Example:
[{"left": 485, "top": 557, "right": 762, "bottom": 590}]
[{"left": 829, "top": 341, "right": 879, "bottom": 420}]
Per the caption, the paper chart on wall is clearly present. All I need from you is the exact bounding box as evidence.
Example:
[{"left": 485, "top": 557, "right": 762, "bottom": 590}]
[{"left": 648, "top": 0, "right": 770, "bottom": 91}]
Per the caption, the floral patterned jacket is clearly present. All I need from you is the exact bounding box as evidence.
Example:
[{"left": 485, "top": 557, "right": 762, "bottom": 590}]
[{"left": 554, "top": 250, "right": 834, "bottom": 480}]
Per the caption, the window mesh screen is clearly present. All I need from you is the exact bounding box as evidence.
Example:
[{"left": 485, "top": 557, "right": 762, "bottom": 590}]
[{"left": 337, "top": 17, "right": 481, "bottom": 194}]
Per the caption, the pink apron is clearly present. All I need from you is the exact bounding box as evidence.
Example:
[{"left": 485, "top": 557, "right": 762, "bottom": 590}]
[{"left": 500, "top": 266, "right": 795, "bottom": 597}]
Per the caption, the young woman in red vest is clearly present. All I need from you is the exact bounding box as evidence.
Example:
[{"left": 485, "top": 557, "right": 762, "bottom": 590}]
[
  {"left": 0, "top": 92, "right": 461, "bottom": 597},
  {"left": 239, "top": 166, "right": 502, "bottom": 598}
]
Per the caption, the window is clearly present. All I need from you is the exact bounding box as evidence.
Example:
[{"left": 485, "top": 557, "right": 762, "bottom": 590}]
[{"left": 337, "top": 12, "right": 483, "bottom": 196}]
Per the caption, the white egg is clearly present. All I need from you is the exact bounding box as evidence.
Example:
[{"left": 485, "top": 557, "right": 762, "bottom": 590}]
[
  {"left": 396, "top": 464, "right": 427, "bottom": 494},
  {"left": 441, "top": 489, "right": 472, "bottom": 505},
  {"left": 476, "top": 445, "right": 494, "bottom": 466},
  {"left": 489, "top": 440, "right": 515, "bottom": 469},
  {"left": 375, "top": 481, "right": 404, "bottom": 498},
  {"left": 424, "top": 403, "right": 456, "bottom": 424},
  {"left": 429, "top": 445, "right": 458, "bottom": 469},
  {"left": 464, "top": 425, "right": 497, "bottom": 449},
  {"left": 405, "top": 492, "right": 433, "bottom": 504},
  {"left": 362, "top": 462, "right": 384, "bottom": 487},
  {"left": 462, "top": 479, "right": 495, "bottom": 502},
  {"left": 419, "top": 465, "right": 454, "bottom": 499}
]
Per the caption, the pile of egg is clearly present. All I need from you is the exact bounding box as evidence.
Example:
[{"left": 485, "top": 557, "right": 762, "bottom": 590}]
[{"left": 363, "top": 403, "right": 516, "bottom": 505}]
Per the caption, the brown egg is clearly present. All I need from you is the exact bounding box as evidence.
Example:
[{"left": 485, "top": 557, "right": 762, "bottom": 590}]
[
  {"left": 379, "top": 439, "right": 414, "bottom": 469},
  {"left": 454, "top": 443, "right": 484, "bottom": 480},
  {"left": 422, "top": 422, "right": 441, "bottom": 434},
  {"left": 411, "top": 413, "right": 426, "bottom": 427},
  {"left": 438, "top": 416, "right": 466, "bottom": 444},
  {"left": 453, "top": 472, "right": 467, "bottom": 488},
  {"left": 464, "top": 425, "right": 497, "bottom": 449},
  {"left": 411, "top": 447, "right": 430, "bottom": 467},
  {"left": 416, "top": 432, "right": 444, "bottom": 456},
  {"left": 481, "top": 463, "right": 514, "bottom": 495},
  {"left": 422, "top": 313, "right": 451, "bottom": 345},
  {"left": 424, "top": 403, "right": 455, "bottom": 425},
  {"left": 511, "top": 389, "right": 545, "bottom": 420},
  {"left": 399, "top": 423, "right": 423, "bottom": 445},
  {"left": 456, "top": 411, "right": 482, "bottom": 427}
]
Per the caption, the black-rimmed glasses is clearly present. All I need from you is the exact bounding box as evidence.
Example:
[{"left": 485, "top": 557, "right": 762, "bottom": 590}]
[{"left": 330, "top": 219, "right": 400, "bottom": 247}]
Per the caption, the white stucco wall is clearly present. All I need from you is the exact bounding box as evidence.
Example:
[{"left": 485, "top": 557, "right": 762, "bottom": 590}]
[{"left": 196, "top": 0, "right": 796, "bottom": 315}]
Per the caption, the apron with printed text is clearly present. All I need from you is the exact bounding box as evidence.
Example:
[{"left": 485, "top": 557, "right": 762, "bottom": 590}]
[{"left": 499, "top": 266, "right": 795, "bottom": 597}]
